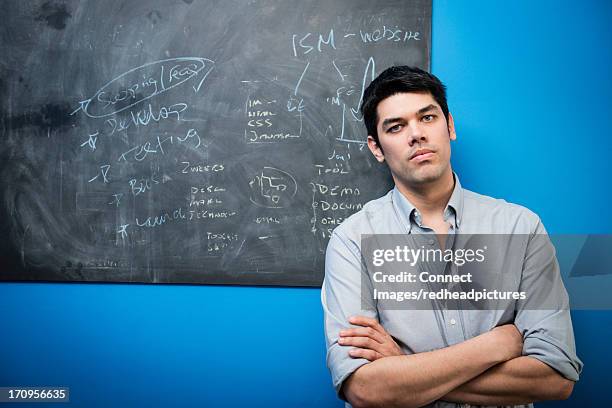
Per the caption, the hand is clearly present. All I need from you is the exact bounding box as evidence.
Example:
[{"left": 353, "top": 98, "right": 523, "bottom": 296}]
[
  {"left": 489, "top": 324, "right": 524, "bottom": 362},
  {"left": 338, "top": 315, "right": 404, "bottom": 361}
]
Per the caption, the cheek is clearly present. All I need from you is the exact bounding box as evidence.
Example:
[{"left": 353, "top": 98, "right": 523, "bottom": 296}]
[
  {"left": 442, "top": 146, "right": 454, "bottom": 164},
  {"left": 438, "top": 145, "right": 451, "bottom": 161},
  {"left": 437, "top": 135, "right": 452, "bottom": 156},
  {"left": 386, "top": 146, "right": 407, "bottom": 162}
]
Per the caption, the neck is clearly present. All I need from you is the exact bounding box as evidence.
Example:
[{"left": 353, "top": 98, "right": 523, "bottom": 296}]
[{"left": 396, "top": 169, "right": 455, "bottom": 217}]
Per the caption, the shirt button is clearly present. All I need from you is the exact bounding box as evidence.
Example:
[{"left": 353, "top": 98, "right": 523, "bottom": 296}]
[
  {"left": 450, "top": 318, "right": 456, "bottom": 325},
  {"left": 428, "top": 239, "right": 435, "bottom": 245}
]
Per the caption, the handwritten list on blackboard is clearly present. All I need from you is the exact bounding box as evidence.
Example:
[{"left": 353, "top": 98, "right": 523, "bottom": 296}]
[{"left": 0, "top": 0, "right": 431, "bottom": 286}]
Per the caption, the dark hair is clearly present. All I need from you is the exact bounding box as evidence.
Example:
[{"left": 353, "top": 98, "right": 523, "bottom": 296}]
[{"left": 360, "top": 66, "right": 449, "bottom": 144}]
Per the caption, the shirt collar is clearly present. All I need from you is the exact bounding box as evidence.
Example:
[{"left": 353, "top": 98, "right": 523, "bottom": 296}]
[
  {"left": 446, "top": 173, "right": 464, "bottom": 228},
  {"left": 392, "top": 172, "right": 464, "bottom": 233}
]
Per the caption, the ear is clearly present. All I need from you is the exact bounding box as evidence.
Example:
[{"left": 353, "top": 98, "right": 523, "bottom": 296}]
[
  {"left": 448, "top": 112, "right": 457, "bottom": 141},
  {"left": 367, "top": 135, "right": 385, "bottom": 163}
]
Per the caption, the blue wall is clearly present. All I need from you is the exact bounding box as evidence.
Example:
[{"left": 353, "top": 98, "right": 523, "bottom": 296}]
[{"left": 1, "top": 1, "right": 610, "bottom": 406}]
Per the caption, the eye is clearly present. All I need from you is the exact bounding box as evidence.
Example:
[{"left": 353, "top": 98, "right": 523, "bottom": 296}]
[
  {"left": 422, "top": 114, "right": 436, "bottom": 122},
  {"left": 387, "top": 124, "right": 403, "bottom": 133}
]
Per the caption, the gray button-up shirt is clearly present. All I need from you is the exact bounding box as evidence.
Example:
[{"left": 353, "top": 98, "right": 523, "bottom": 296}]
[{"left": 322, "top": 174, "right": 583, "bottom": 408}]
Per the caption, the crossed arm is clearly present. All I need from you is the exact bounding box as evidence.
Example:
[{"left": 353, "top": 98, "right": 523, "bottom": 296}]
[{"left": 340, "top": 316, "right": 574, "bottom": 408}]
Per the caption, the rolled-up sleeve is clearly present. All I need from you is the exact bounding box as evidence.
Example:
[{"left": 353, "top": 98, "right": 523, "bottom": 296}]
[
  {"left": 321, "top": 230, "right": 378, "bottom": 398},
  {"left": 514, "top": 218, "right": 583, "bottom": 381}
]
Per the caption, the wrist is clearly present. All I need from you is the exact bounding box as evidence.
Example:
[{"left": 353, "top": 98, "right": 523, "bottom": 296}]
[{"left": 475, "top": 330, "right": 511, "bottom": 364}]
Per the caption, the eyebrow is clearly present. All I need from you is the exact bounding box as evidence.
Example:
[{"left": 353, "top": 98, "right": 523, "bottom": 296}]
[
  {"left": 380, "top": 104, "right": 441, "bottom": 129},
  {"left": 418, "top": 104, "right": 440, "bottom": 115},
  {"left": 381, "top": 117, "right": 405, "bottom": 129}
]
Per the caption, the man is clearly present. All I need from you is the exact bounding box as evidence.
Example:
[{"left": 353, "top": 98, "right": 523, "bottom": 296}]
[{"left": 321, "top": 66, "right": 582, "bottom": 408}]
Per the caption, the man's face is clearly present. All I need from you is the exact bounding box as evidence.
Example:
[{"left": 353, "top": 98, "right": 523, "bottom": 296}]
[{"left": 367, "top": 92, "right": 456, "bottom": 188}]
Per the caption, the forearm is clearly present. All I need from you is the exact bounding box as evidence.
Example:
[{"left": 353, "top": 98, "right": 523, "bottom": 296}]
[
  {"left": 442, "top": 356, "right": 574, "bottom": 405},
  {"left": 343, "top": 332, "right": 508, "bottom": 408}
]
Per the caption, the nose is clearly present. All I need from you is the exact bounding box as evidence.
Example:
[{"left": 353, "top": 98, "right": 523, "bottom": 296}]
[{"left": 407, "top": 120, "right": 427, "bottom": 146}]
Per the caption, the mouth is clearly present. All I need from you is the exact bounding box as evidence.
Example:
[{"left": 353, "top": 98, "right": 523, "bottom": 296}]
[{"left": 409, "top": 149, "right": 435, "bottom": 162}]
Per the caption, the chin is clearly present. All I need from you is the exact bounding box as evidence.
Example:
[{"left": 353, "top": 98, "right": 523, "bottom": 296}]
[{"left": 407, "top": 166, "right": 446, "bottom": 184}]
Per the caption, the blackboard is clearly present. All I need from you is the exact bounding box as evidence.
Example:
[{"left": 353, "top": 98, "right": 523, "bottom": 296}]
[{"left": 0, "top": 0, "right": 431, "bottom": 286}]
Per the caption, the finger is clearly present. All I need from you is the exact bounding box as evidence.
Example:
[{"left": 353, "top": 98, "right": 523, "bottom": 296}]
[
  {"left": 348, "top": 315, "right": 388, "bottom": 336},
  {"left": 338, "top": 336, "right": 381, "bottom": 352},
  {"left": 348, "top": 347, "right": 383, "bottom": 361},
  {"left": 339, "top": 327, "right": 385, "bottom": 344}
]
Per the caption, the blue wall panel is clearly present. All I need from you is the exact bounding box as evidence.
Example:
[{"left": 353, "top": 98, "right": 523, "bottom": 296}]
[{"left": 1, "top": 1, "right": 610, "bottom": 406}]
